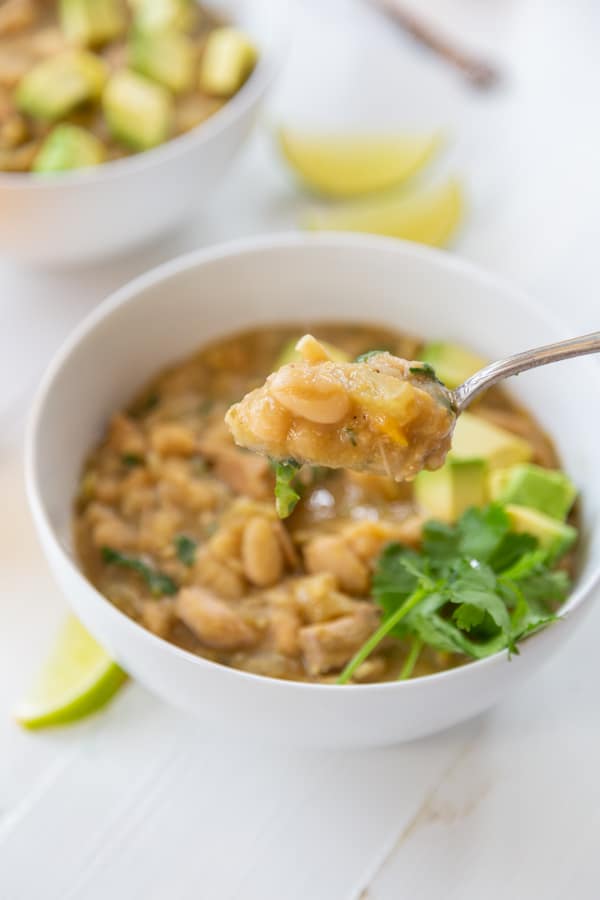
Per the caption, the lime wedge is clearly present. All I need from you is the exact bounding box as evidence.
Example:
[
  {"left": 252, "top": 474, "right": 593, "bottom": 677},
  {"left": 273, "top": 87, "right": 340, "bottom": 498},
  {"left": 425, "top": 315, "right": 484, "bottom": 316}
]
[
  {"left": 14, "top": 615, "right": 126, "bottom": 729},
  {"left": 278, "top": 129, "right": 441, "bottom": 198},
  {"left": 305, "top": 179, "right": 464, "bottom": 248}
]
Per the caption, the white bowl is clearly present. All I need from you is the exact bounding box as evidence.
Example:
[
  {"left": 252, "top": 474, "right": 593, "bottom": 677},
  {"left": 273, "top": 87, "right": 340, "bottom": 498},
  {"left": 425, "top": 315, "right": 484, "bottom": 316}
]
[
  {"left": 25, "top": 234, "right": 600, "bottom": 747},
  {"left": 0, "top": 1, "right": 289, "bottom": 267}
]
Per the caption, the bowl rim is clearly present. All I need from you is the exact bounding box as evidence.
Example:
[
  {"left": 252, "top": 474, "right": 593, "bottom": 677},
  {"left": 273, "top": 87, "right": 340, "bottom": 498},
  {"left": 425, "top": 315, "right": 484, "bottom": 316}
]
[
  {"left": 25, "top": 232, "right": 600, "bottom": 695},
  {"left": 0, "top": 0, "right": 291, "bottom": 191}
]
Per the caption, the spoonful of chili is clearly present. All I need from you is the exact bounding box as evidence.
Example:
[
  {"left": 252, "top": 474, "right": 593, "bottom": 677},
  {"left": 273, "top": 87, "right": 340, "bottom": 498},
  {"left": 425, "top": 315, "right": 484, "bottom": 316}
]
[{"left": 225, "top": 331, "right": 600, "bottom": 491}]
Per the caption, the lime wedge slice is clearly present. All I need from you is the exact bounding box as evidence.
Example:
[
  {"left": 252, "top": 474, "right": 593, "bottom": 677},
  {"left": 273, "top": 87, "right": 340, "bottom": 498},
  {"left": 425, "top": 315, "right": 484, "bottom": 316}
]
[
  {"left": 305, "top": 179, "right": 463, "bottom": 248},
  {"left": 278, "top": 129, "right": 441, "bottom": 198},
  {"left": 14, "top": 615, "right": 126, "bottom": 729}
]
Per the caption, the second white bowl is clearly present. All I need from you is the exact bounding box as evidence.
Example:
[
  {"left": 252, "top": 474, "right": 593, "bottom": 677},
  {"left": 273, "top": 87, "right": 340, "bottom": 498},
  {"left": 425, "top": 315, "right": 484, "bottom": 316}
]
[{"left": 0, "top": 0, "right": 289, "bottom": 266}]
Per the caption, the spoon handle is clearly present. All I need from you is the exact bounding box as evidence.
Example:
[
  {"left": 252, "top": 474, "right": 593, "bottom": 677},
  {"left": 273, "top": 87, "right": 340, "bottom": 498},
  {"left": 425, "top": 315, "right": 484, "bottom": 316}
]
[{"left": 453, "top": 331, "right": 600, "bottom": 412}]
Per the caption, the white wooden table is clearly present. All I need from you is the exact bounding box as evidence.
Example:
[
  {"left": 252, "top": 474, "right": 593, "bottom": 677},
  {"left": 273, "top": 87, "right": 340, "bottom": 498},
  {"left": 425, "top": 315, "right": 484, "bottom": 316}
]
[{"left": 2, "top": 2, "right": 600, "bottom": 897}]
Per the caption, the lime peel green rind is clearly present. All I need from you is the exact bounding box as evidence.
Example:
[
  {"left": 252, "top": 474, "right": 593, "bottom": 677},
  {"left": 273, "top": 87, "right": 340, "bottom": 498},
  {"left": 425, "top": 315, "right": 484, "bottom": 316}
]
[{"left": 14, "top": 616, "right": 127, "bottom": 730}]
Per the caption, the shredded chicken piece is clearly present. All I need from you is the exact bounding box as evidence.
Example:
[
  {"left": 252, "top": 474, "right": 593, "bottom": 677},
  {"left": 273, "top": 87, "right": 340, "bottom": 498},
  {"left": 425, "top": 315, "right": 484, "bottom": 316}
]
[
  {"left": 89, "top": 505, "right": 138, "bottom": 551},
  {"left": 269, "top": 605, "right": 302, "bottom": 657},
  {"left": 299, "top": 603, "right": 380, "bottom": 676},
  {"left": 141, "top": 601, "right": 175, "bottom": 638},
  {"left": 0, "top": 0, "right": 36, "bottom": 38},
  {"left": 343, "top": 517, "right": 425, "bottom": 562},
  {"left": 175, "top": 587, "right": 257, "bottom": 650},
  {"left": 303, "top": 534, "right": 369, "bottom": 595},
  {"left": 193, "top": 546, "right": 247, "bottom": 600},
  {"left": 107, "top": 414, "right": 147, "bottom": 457},
  {"left": 151, "top": 423, "right": 197, "bottom": 457},
  {"left": 198, "top": 424, "right": 274, "bottom": 500},
  {"left": 292, "top": 573, "right": 357, "bottom": 623}
]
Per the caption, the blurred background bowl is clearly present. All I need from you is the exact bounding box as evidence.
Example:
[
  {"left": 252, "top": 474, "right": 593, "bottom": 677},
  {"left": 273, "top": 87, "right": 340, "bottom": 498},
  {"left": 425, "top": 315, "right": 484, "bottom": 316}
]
[
  {"left": 25, "top": 234, "right": 600, "bottom": 747},
  {"left": 0, "top": 0, "right": 290, "bottom": 267}
]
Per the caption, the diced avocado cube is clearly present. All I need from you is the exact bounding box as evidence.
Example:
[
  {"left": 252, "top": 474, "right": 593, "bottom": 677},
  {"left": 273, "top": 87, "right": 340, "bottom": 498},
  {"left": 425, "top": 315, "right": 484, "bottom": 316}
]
[
  {"left": 275, "top": 338, "right": 350, "bottom": 368},
  {"left": 60, "top": 0, "right": 126, "bottom": 47},
  {"left": 421, "top": 342, "right": 486, "bottom": 389},
  {"left": 506, "top": 504, "right": 577, "bottom": 560},
  {"left": 490, "top": 463, "right": 577, "bottom": 521},
  {"left": 130, "top": 30, "right": 195, "bottom": 93},
  {"left": 415, "top": 458, "right": 488, "bottom": 523},
  {"left": 103, "top": 70, "right": 172, "bottom": 151},
  {"left": 199, "top": 27, "right": 257, "bottom": 98},
  {"left": 451, "top": 412, "right": 533, "bottom": 469},
  {"left": 33, "top": 124, "right": 106, "bottom": 173},
  {"left": 133, "top": 0, "right": 195, "bottom": 33},
  {"left": 16, "top": 50, "right": 108, "bottom": 121}
]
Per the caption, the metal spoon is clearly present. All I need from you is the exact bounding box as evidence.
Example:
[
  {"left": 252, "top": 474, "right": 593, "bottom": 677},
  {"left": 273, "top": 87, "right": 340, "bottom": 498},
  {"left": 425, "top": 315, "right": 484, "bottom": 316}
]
[
  {"left": 450, "top": 331, "right": 600, "bottom": 413},
  {"left": 369, "top": 0, "right": 500, "bottom": 89}
]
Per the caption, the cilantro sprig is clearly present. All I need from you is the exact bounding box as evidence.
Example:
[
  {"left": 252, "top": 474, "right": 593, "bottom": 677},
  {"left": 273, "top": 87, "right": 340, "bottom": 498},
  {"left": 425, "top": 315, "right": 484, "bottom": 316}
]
[
  {"left": 273, "top": 459, "right": 302, "bottom": 518},
  {"left": 101, "top": 547, "right": 178, "bottom": 597},
  {"left": 337, "top": 504, "right": 571, "bottom": 684},
  {"left": 174, "top": 534, "right": 197, "bottom": 567},
  {"left": 409, "top": 362, "right": 444, "bottom": 385}
]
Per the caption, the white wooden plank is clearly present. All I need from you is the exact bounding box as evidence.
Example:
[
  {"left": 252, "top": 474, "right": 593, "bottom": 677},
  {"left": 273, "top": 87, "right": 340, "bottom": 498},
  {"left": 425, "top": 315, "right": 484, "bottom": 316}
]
[
  {"left": 366, "top": 596, "right": 600, "bottom": 900},
  {"left": 0, "top": 691, "right": 473, "bottom": 900}
]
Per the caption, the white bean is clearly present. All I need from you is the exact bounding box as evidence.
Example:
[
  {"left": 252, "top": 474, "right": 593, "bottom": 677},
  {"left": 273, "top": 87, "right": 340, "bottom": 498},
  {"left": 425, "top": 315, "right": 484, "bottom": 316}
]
[
  {"left": 270, "top": 367, "right": 350, "bottom": 425},
  {"left": 242, "top": 516, "right": 284, "bottom": 587}
]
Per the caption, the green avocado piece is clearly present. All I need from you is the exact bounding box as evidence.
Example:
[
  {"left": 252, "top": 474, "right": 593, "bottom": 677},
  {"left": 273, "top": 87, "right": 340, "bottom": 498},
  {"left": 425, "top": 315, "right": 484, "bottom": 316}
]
[
  {"left": 102, "top": 70, "right": 172, "bottom": 151},
  {"left": 60, "top": 0, "right": 126, "bottom": 47},
  {"left": 506, "top": 504, "right": 577, "bottom": 560},
  {"left": 33, "top": 124, "right": 106, "bottom": 173},
  {"left": 490, "top": 463, "right": 577, "bottom": 521},
  {"left": 199, "top": 27, "right": 257, "bottom": 98},
  {"left": 130, "top": 29, "right": 195, "bottom": 93},
  {"left": 133, "top": 0, "right": 195, "bottom": 33},
  {"left": 420, "top": 341, "right": 486, "bottom": 389},
  {"left": 415, "top": 458, "right": 488, "bottom": 523},
  {"left": 451, "top": 412, "right": 533, "bottom": 469},
  {"left": 275, "top": 337, "right": 350, "bottom": 368},
  {"left": 16, "top": 50, "right": 108, "bottom": 121}
]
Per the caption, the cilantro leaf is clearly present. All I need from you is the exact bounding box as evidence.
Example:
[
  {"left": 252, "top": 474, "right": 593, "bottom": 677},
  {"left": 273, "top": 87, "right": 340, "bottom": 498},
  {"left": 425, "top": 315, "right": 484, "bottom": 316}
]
[
  {"left": 372, "top": 544, "right": 429, "bottom": 636},
  {"left": 488, "top": 532, "right": 538, "bottom": 573},
  {"left": 373, "top": 544, "right": 424, "bottom": 598},
  {"left": 456, "top": 504, "right": 510, "bottom": 562},
  {"left": 409, "top": 362, "right": 445, "bottom": 386},
  {"left": 273, "top": 459, "right": 302, "bottom": 518},
  {"left": 356, "top": 350, "right": 387, "bottom": 362},
  {"left": 409, "top": 612, "right": 508, "bottom": 658},
  {"left": 174, "top": 534, "right": 197, "bottom": 567},
  {"left": 498, "top": 548, "right": 548, "bottom": 581},
  {"left": 444, "top": 559, "right": 513, "bottom": 645},
  {"left": 121, "top": 453, "right": 144, "bottom": 467},
  {"left": 517, "top": 567, "right": 570, "bottom": 606},
  {"left": 101, "top": 547, "right": 178, "bottom": 597},
  {"left": 452, "top": 603, "right": 487, "bottom": 631},
  {"left": 509, "top": 589, "right": 558, "bottom": 644},
  {"left": 422, "top": 519, "right": 460, "bottom": 563}
]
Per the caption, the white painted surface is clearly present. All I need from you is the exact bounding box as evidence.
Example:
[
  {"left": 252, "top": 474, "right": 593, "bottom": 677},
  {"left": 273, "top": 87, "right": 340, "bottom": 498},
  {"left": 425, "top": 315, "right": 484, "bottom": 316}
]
[{"left": 1, "top": 0, "right": 600, "bottom": 896}]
